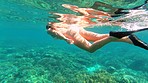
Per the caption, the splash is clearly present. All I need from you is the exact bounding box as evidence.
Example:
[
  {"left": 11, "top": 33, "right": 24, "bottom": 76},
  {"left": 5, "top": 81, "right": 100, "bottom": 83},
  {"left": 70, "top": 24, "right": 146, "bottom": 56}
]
[{"left": 115, "top": 10, "right": 148, "bottom": 30}]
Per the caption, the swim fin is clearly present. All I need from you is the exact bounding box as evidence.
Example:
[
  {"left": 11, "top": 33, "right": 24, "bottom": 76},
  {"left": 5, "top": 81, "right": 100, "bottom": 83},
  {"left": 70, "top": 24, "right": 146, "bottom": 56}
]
[
  {"left": 110, "top": 28, "right": 148, "bottom": 38},
  {"left": 129, "top": 34, "right": 148, "bottom": 50}
]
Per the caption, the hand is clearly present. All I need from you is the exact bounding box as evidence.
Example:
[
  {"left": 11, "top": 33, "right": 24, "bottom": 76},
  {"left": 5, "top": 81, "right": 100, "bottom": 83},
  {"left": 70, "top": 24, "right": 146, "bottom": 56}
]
[{"left": 66, "top": 39, "right": 74, "bottom": 44}]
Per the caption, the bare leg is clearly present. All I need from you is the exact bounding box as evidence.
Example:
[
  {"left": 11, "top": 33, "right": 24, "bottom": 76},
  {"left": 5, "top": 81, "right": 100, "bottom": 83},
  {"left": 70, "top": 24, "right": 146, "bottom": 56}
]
[
  {"left": 89, "top": 36, "right": 133, "bottom": 52},
  {"left": 89, "top": 36, "right": 116, "bottom": 52},
  {"left": 73, "top": 32, "right": 133, "bottom": 53},
  {"left": 89, "top": 35, "right": 148, "bottom": 52},
  {"left": 80, "top": 30, "right": 131, "bottom": 43},
  {"left": 80, "top": 31, "right": 109, "bottom": 41},
  {"left": 116, "top": 36, "right": 133, "bottom": 44}
]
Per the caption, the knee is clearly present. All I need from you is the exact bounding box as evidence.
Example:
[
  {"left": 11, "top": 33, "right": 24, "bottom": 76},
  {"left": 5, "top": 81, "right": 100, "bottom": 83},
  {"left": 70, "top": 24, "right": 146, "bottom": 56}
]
[
  {"left": 108, "top": 36, "right": 118, "bottom": 41},
  {"left": 87, "top": 48, "right": 96, "bottom": 53}
]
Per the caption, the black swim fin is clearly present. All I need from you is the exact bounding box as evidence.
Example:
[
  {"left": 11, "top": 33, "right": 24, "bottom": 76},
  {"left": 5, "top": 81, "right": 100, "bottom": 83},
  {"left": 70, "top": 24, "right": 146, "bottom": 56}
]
[
  {"left": 110, "top": 28, "right": 148, "bottom": 38},
  {"left": 129, "top": 34, "right": 148, "bottom": 50}
]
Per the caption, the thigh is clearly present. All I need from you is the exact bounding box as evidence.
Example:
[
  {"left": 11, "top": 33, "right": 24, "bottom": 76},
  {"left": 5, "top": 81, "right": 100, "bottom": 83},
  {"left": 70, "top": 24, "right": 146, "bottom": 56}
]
[{"left": 80, "top": 30, "right": 109, "bottom": 42}]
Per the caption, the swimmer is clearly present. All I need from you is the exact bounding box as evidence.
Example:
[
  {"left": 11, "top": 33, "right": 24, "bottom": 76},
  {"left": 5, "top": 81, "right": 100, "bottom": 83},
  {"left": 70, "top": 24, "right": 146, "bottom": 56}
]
[{"left": 46, "top": 22, "right": 148, "bottom": 53}]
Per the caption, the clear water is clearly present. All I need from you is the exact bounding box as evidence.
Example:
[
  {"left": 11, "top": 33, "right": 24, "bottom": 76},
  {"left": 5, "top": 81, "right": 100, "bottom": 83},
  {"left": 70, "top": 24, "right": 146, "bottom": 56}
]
[{"left": 0, "top": 0, "right": 148, "bottom": 82}]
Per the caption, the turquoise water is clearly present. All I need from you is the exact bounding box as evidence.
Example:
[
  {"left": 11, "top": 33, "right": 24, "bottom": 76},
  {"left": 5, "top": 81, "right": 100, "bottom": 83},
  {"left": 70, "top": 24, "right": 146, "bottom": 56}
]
[{"left": 0, "top": 0, "right": 148, "bottom": 82}]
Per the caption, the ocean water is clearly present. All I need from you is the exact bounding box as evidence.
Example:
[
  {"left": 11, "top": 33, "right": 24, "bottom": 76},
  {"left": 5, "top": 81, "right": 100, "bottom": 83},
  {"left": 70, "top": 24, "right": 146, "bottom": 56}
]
[{"left": 0, "top": 0, "right": 148, "bottom": 83}]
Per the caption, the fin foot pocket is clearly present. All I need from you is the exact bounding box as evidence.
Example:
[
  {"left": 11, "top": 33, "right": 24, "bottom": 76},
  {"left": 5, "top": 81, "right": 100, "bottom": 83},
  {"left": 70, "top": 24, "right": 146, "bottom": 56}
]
[{"left": 129, "top": 34, "right": 148, "bottom": 50}]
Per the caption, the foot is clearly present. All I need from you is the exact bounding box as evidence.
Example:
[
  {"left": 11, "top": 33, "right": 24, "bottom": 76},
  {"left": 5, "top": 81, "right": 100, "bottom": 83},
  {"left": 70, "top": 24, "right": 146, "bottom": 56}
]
[{"left": 129, "top": 34, "right": 148, "bottom": 50}]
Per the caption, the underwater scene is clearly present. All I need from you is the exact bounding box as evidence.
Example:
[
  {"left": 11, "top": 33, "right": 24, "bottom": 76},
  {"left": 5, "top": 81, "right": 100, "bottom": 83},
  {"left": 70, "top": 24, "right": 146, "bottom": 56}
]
[{"left": 0, "top": 0, "right": 148, "bottom": 83}]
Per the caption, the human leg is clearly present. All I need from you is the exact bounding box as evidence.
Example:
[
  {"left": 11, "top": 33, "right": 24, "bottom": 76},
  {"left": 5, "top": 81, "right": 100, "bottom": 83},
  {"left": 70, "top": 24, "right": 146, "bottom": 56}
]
[
  {"left": 68, "top": 29, "right": 148, "bottom": 53},
  {"left": 109, "top": 29, "right": 148, "bottom": 50},
  {"left": 80, "top": 30, "right": 132, "bottom": 44},
  {"left": 80, "top": 29, "right": 148, "bottom": 52},
  {"left": 90, "top": 35, "right": 148, "bottom": 52},
  {"left": 109, "top": 34, "right": 148, "bottom": 50},
  {"left": 89, "top": 36, "right": 118, "bottom": 52},
  {"left": 71, "top": 32, "right": 147, "bottom": 53},
  {"left": 80, "top": 30, "right": 109, "bottom": 42},
  {"left": 69, "top": 31, "right": 116, "bottom": 53}
]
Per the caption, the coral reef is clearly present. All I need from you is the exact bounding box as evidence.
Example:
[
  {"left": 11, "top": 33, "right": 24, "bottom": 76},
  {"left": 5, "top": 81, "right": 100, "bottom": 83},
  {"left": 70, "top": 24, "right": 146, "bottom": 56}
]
[{"left": 0, "top": 45, "right": 148, "bottom": 83}]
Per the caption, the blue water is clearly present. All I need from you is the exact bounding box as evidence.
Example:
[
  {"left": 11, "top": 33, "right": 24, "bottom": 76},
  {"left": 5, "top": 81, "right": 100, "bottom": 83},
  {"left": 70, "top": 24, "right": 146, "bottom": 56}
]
[{"left": 0, "top": 0, "right": 148, "bottom": 82}]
